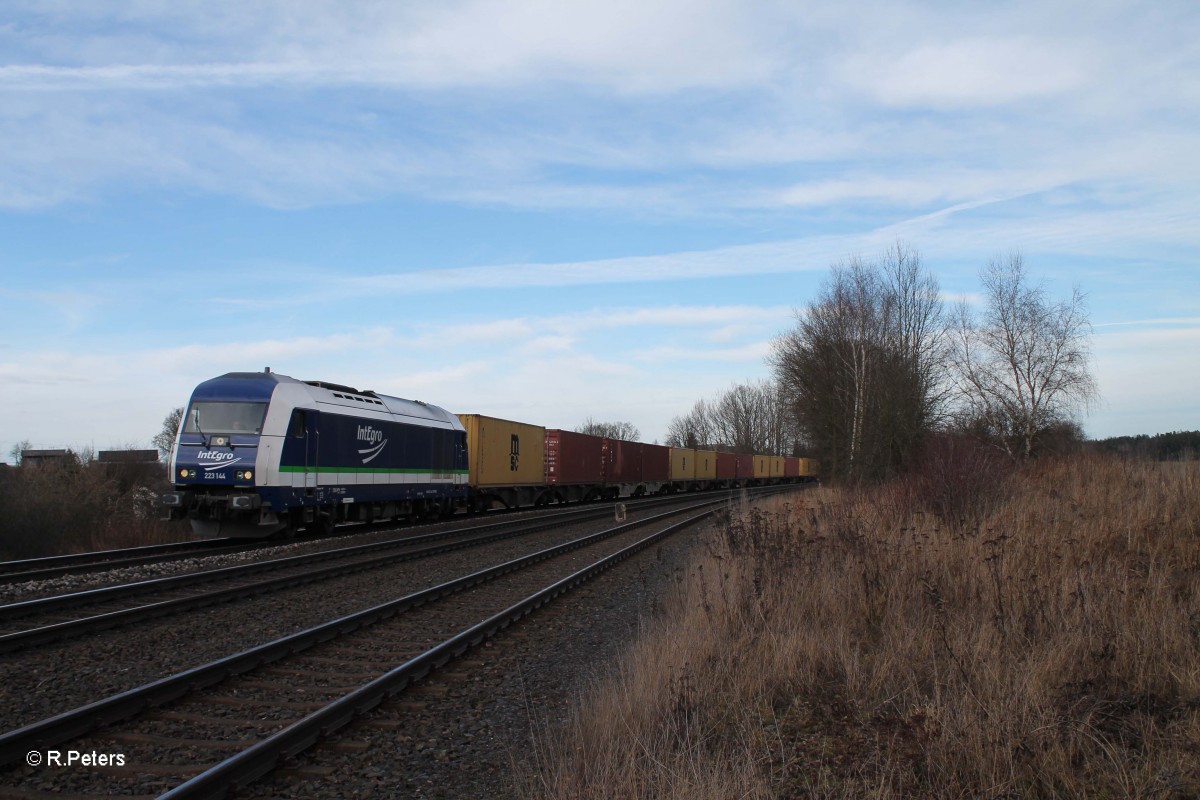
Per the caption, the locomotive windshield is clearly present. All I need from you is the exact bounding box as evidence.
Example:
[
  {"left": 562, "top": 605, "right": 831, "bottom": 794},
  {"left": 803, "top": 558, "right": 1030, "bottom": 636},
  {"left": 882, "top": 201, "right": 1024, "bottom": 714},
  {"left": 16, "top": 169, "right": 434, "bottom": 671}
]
[{"left": 184, "top": 402, "right": 268, "bottom": 435}]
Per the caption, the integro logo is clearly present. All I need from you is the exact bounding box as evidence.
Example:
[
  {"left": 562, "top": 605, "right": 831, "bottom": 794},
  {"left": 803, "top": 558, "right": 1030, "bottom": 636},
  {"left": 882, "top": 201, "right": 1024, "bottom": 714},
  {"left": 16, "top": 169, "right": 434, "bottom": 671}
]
[
  {"left": 197, "top": 451, "right": 235, "bottom": 462},
  {"left": 357, "top": 425, "right": 383, "bottom": 444},
  {"left": 357, "top": 425, "right": 388, "bottom": 464}
]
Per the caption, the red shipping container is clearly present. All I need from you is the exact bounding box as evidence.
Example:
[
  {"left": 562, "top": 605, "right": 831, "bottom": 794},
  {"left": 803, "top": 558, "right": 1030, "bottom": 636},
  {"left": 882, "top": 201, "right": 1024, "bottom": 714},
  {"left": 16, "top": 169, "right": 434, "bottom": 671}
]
[
  {"left": 545, "top": 429, "right": 606, "bottom": 485},
  {"left": 716, "top": 451, "right": 740, "bottom": 480},
  {"left": 641, "top": 442, "right": 671, "bottom": 483},
  {"left": 604, "top": 439, "right": 642, "bottom": 484},
  {"left": 784, "top": 456, "right": 800, "bottom": 478}
]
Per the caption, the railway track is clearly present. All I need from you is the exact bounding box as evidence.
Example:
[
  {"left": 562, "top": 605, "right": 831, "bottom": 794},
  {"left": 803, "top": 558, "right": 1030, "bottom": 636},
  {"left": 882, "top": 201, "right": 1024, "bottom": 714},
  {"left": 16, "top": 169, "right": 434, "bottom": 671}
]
[
  {"left": 0, "top": 493, "right": 736, "bottom": 798},
  {"left": 0, "top": 487, "right": 733, "bottom": 592},
  {"left": 0, "top": 504, "right": 545, "bottom": 587},
  {"left": 0, "top": 492, "right": 725, "bottom": 654},
  {"left": 0, "top": 539, "right": 255, "bottom": 585},
  {"left": 0, "top": 497, "right": 620, "bottom": 586}
]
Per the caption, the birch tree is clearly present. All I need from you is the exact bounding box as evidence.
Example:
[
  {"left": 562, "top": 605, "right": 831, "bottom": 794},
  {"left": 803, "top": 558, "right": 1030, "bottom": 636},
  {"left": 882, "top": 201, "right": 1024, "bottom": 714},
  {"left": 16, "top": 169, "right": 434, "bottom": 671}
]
[
  {"left": 771, "top": 243, "right": 946, "bottom": 481},
  {"left": 949, "top": 254, "right": 1097, "bottom": 459}
]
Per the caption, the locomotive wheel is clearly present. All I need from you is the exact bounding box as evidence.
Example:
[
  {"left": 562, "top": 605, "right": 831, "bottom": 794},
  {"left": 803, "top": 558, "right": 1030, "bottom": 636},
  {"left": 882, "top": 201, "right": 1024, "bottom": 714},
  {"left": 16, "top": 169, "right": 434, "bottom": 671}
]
[{"left": 311, "top": 510, "right": 335, "bottom": 537}]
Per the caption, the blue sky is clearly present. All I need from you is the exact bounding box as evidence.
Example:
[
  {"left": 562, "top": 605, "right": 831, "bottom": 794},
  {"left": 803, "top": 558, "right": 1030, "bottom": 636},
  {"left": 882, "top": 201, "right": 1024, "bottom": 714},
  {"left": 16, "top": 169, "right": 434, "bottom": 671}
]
[{"left": 1, "top": 0, "right": 1197, "bottom": 459}]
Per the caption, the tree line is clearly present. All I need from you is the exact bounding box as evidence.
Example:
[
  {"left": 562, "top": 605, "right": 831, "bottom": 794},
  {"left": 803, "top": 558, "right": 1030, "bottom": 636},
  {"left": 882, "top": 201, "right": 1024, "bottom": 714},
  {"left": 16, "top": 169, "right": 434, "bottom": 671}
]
[
  {"left": 1092, "top": 431, "right": 1200, "bottom": 461},
  {"left": 665, "top": 242, "right": 1100, "bottom": 483}
]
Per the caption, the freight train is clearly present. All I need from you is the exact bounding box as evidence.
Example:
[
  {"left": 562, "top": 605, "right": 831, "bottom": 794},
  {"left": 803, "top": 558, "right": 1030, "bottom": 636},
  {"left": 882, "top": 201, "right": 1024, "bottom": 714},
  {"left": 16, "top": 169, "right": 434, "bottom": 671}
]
[{"left": 163, "top": 370, "right": 819, "bottom": 538}]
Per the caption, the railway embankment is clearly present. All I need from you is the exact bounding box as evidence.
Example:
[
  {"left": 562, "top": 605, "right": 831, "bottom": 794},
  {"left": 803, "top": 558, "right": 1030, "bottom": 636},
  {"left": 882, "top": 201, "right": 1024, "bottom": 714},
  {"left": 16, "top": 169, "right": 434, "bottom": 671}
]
[{"left": 528, "top": 454, "right": 1200, "bottom": 799}]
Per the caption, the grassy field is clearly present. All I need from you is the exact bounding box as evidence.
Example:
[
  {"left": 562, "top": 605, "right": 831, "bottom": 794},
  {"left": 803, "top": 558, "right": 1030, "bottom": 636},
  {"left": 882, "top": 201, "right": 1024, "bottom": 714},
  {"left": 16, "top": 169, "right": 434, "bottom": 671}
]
[{"left": 527, "top": 455, "right": 1200, "bottom": 799}]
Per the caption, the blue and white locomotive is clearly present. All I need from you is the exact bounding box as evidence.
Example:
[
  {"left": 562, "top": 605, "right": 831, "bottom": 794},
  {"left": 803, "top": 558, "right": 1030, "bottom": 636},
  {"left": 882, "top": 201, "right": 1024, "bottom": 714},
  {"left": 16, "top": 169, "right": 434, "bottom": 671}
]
[{"left": 164, "top": 370, "right": 468, "bottom": 538}]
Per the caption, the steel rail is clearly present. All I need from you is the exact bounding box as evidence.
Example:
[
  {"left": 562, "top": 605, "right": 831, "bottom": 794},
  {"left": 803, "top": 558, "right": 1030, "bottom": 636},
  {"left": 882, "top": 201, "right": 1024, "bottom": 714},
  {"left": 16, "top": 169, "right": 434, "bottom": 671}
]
[
  {"left": 0, "top": 494, "right": 733, "bottom": 770},
  {"left": 0, "top": 493, "right": 686, "bottom": 621},
  {"left": 161, "top": 508, "right": 714, "bottom": 800},
  {"left": 0, "top": 493, "right": 735, "bottom": 654},
  {"left": 0, "top": 539, "right": 252, "bottom": 584}
]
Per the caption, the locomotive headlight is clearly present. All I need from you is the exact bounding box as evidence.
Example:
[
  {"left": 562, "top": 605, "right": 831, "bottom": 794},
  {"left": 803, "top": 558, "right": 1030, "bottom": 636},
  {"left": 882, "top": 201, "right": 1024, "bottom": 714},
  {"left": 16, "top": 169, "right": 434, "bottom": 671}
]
[
  {"left": 235, "top": 469, "right": 254, "bottom": 481},
  {"left": 179, "top": 468, "right": 188, "bottom": 478}
]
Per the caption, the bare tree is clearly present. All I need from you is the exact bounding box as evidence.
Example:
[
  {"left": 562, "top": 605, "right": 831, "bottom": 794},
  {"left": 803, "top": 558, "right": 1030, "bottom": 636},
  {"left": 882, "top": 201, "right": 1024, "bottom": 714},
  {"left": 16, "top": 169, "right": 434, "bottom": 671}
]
[
  {"left": 877, "top": 242, "right": 951, "bottom": 465},
  {"left": 949, "top": 253, "right": 1097, "bottom": 460},
  {"left": 575, "top": 418, "right": 640, "bottom": 442},
  {"left": 8, "top": 439, "right": 32, "bottom": 466},
  {"left": 772, "top": 243, "right": 946, "bottom": 481},
  {"left": 665, "top": 398, "right": 714, "bottom": 449},
  {"left": 708, "top": 380, "right": 791, "bottom": 454},
  {"left": 153, "top": 407, "right": 185, "bottom": 461},
  {"left": 666, "top": 382, "right": 796, "bottom": 455}
]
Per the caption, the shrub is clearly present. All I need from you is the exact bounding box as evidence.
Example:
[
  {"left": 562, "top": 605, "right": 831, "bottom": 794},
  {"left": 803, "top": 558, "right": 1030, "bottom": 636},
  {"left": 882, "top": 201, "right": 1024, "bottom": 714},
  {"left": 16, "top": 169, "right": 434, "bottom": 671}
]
[{"left": 0, "top": 458, "right": 189, "bottom": 559}]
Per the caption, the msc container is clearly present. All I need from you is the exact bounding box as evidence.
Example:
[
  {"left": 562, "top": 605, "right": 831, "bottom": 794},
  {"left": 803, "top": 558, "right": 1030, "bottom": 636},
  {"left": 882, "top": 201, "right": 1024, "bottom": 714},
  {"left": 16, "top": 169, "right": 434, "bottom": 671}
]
[
  {"left": 669, "top": 447, "right": 696, "bottom": 482},
  {"left": 545, "top": 429, "right": 606, "bottom": 485},
  {"left": 642, "top": 442, "right": 671, "bottom": 483},
  {"left": 770, "top": 456, "right": 785, "bottom": 478},
  {"left": 752, "top": 454, "right": 771, "bottom": 479},
  {"left": 456, "top": 414, "right": 545, "bottom": 487},
  {"left": 694, "top": 449, "right": 717, "bottom": 481}
]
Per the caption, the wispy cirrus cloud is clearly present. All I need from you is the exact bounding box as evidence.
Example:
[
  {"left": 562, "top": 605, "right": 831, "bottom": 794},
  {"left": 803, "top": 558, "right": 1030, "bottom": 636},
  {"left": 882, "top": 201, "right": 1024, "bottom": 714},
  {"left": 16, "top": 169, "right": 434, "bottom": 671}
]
[{"left": 844, "top": 36, "right": 1093, "bottom": 109}]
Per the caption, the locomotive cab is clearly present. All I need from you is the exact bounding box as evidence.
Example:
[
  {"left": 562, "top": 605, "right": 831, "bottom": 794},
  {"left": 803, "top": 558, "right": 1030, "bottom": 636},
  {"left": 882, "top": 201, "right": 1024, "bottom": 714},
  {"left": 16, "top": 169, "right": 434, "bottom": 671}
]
[{"left": 163, "top": 372, "right": 285, "bottom": 538}]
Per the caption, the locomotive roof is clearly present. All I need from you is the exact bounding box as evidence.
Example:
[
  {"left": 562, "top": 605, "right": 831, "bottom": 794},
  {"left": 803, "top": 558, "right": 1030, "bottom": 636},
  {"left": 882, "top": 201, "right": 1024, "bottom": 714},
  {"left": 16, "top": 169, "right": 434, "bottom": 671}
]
[{"left": 194, "top": 372, "right": 460, "bottom": 426}]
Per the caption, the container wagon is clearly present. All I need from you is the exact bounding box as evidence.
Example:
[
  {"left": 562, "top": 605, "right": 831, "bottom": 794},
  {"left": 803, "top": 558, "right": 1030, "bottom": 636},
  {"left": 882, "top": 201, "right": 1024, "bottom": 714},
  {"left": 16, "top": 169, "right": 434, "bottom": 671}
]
[
  {"left": 457, "top": 414, "right": 546, "bottom": 509},
  {"left": 544, "top": 429, "right": 606, "bottom": 503}
]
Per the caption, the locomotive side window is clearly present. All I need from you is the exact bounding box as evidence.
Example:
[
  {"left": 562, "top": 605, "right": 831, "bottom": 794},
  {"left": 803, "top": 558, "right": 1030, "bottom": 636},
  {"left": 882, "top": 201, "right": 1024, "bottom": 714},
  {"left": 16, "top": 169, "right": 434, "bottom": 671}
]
[
  {"left": 184, "top": 402, "right": 268, "bottom": 434},
  {"left": 288, "top": 409, "right": 307, "bottom": 438}
]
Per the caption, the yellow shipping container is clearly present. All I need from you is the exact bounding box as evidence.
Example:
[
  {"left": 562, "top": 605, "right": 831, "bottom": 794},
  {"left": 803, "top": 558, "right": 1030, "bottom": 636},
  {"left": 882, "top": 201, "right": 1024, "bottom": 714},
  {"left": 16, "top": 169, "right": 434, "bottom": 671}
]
[
  {"left": 456, "top": 414, "right": 545, "bottom": 487},
  {"left": 752, "top": 454, "right": 771, "bottom": 479},
  {"left": 770, "top": 456, "right": 785, "bottom": 477},
  {"left": 694, "top": 449, "right": 717, "bottom": 481},
  {"left": 669, "top": 447, "right": 696, "bottom": 481},
  {"left": 798, "top": 458, "right": 819, "bottom": 478}
]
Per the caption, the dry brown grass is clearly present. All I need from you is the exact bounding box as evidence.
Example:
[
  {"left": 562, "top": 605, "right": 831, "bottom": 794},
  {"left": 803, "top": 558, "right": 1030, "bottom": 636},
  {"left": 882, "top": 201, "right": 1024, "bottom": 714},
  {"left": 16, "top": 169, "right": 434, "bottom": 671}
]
[
  {"left": 528, "top": 455, "right": 1200, "bottom": 799},
  {"left": 0, "top": 461, "right": 190, "bottom": 559}
]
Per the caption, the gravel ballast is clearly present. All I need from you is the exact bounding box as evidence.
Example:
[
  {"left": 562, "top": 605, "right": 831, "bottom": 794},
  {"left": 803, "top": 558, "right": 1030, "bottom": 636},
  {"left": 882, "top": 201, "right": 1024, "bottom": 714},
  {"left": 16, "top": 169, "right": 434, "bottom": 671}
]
[{"left": 233, "top": 517, "right": 719, "bottom": 800}]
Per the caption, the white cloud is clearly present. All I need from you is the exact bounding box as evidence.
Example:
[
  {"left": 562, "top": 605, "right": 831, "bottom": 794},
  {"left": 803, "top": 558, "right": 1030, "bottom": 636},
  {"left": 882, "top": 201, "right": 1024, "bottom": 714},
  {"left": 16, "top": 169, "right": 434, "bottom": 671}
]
[
  {"left": 0, "top": 0, "right": 1194, "bottom": 220},
  {"left": 0, "top": 299, "right": 793, "bottom": 450},
  {"left": 0, "top": 0, "right": 778, "bottom": 95},
  {"left": 634, "top": 342, "right": 774, "bottom": 363},
  {"left": 848, "top": 36, "right": 1092, "bottom": 109}
]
